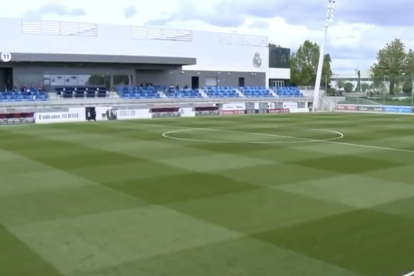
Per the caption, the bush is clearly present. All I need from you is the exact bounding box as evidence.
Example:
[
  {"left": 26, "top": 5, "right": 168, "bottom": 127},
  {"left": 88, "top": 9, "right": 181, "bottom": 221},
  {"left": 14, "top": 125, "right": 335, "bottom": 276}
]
[
  {"left": 361, "top": 83, "right": 369, "bottom": 92},
  {"left": 402, "top": 80, "right": 413, "bottom": 93},
  {"left": 344, "top": 82, "right": 354, "bottom": 92}
]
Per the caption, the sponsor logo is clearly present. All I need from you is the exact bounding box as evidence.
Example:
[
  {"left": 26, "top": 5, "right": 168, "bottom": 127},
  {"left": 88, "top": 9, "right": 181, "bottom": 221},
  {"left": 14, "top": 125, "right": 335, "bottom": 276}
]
[
  {"left": 253, "top": 53, "right": 262, "bottom": 68},
  {"left": 119, "top": 110, "right": 136, "bottom": 117},
  {"left": 336, "top": 105, "right": 358, "bottom": 111},
  {"left": 383, "top": 106, "right": 411, "bottom": 113},
  {"left": 222, "top": 110, "right": 245, "bottom": 115},
  {"left": 179, "top": 108, "right": 185, "bottom": 114},
  {"left": 267, "top": 108, "right": 290, "bottom": 113},
  {"left": 38, "top": 113, "right": 79, "bottom": 120},
  {"left": 357, "top": 106, "right": 383, "bottom": 112}
]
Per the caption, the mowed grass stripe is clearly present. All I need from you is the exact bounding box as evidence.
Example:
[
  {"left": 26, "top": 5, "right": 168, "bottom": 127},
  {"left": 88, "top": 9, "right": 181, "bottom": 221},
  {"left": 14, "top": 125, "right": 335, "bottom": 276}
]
[
  {"left": 1, "top": 113, "right": 414, "bottom": 276},
  {"left": 0, "top": 118, "right": 360, "bottom": 276},
  {"left": 0, "top": 223, "right": 65, "bottom": 276}
]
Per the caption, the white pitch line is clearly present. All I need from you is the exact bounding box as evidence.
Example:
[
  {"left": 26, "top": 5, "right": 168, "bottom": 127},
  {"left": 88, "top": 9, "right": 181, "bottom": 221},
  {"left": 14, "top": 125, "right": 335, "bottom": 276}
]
[
  {"left": 133, "top": 122, "right": 414, "bottom": 154},
  {"left": 162, "top": 128, "right": 343, "bottom": 144},
  {"left": 402, "top": 272, "right": 414, "bottom": 276}
]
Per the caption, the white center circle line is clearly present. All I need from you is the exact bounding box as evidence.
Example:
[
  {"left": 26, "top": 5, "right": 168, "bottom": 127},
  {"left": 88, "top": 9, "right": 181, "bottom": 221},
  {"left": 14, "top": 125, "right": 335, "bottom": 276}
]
[{"left": 162, "top": 128, "right": 344, "bottom": 144}]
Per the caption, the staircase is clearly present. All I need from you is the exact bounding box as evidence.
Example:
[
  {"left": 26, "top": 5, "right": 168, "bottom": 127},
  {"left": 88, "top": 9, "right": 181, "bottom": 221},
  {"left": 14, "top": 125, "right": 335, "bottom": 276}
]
[
  {"left": 235, "top": 88, "right": 245, "bottom": 97},
  {"left": 48, "top": 92, "right": 59, "bottom": 100},
  {"left": 199, "top": 89, "right": 209, "bottom": 98},
  {"left": 269, "top": 89, "right": 278, "bottom": 97},
  {"left": 322, "top": 97, "right": 337, "bottom": 111},
  {"left": 108, "top": 91, "right": 120, "bottom": 99},
  {"left": 158, "top": 91, "right": 167, "bottom": 98}
]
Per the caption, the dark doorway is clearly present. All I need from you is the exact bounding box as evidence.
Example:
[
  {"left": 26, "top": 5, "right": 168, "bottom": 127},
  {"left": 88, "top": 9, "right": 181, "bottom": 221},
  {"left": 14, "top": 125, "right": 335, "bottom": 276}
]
[
  {"left": 0, "top": 68, "right": 13, "bottom": 91},
  {"left": 104, "top": 78, "right": 111, "bottom": 91},
  {"left": 191, "top": 76, "right": 199, "bottom": 89},
  {"left": 85, "top": 107, "right": 96, "bottom": 121},
  {"left": 238, "top": 77, "right": 245, "bottom": 87}
]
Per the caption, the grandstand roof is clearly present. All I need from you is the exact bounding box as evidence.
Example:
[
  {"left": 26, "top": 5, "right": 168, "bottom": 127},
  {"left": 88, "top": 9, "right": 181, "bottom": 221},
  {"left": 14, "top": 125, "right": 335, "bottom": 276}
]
[{"left": 5, "top": 53, "right": 196, "bottom": 65}]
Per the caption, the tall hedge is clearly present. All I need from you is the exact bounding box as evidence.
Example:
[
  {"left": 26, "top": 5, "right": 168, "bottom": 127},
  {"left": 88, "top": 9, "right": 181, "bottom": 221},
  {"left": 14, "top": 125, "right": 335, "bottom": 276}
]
[{"left": 344, "top": 82, "right": 354, "bottom": 92}]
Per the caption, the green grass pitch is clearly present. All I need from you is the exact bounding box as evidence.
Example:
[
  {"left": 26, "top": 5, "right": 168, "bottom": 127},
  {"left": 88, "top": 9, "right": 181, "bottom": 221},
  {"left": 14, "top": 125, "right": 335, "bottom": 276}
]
[{"left": 1, "top": 113, "right": 414, "bottom": 276}]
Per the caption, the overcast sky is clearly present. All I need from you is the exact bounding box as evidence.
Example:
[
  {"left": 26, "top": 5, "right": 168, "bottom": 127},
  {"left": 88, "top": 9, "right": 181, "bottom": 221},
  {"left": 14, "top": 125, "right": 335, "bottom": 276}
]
[{"left": 2, "top": 0, "right": 414, "bottom": 74}]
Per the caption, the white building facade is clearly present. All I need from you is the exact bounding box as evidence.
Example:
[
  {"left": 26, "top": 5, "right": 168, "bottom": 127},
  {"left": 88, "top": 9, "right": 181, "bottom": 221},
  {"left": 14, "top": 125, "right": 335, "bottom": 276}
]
[{"left": 0, "top": 17, "right": 290, "bottom": 90}]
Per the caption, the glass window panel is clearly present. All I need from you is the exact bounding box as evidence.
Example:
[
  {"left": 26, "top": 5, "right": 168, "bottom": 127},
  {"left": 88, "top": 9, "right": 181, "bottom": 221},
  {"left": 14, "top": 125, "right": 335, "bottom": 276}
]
[
  {"left": 65, "top": 75, "right": 79, "bottom": 86},
  {"left": 50, "top": 75, "right": 64, "bottom": 86},
  {"left": 113, "top": 75, "right": 130, "bottom": 86},
  {"left": 43, "top": 75, "right": 50, "bottom": 85},
  {"left": 78, "top": 75, "right": 106, "bottom": 86}
]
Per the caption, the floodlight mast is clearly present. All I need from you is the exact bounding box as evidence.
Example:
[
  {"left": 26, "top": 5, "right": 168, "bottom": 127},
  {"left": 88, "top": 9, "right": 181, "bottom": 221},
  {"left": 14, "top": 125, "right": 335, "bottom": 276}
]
[{"left": 312, "top": 0, "right": 335, "bottom": 111}]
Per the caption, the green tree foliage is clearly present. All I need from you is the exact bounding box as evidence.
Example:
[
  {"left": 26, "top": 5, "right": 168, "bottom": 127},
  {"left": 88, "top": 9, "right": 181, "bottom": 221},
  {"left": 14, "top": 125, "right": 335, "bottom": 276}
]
[
  {"left": 336, "top": 80, "right": 344, "bottom": 89},
  {"left": 370, "top": 39, "right": 408, "bottom": 94},
  {"left": 290, "top": 40, "right": 332, "bottom": 86},
  {"left": 268, "top": 43, "right": 282, "bottom": 48},
  {"left": 344, "top": 82, "right": 353, "bottom": 92},
  {"left": 361, "top": 83, "right": 369, "bottom": 92},
  {"left": 402, "top": 78, "right": 413, "bottom": 93}
]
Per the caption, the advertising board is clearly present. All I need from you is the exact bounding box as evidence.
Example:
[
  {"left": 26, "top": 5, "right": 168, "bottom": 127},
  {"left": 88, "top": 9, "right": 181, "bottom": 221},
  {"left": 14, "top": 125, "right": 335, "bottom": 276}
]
[
  {"left": 0, "top": 112, "right": 35, "bottom": 125},
  {"left": 221, "top": 110, "right": 245, "bottom": 115},
  {"left": 283, "top": 102, "right": 298, "bottom": 109},
  {"left": 383, "top": 106, "right": 412, "bottom": 113},
  {"left": 336, "top": 105, "right": 358, "bottom": 111},
  {"left": 289, "top": 108, "right": 310, "bottom": 113},
  {"left": 358, "top": 106, "right": 383, "bottom": 112},
  {"left": 222, "top": 103, "right": 246, "bottom": 111},
  {"left": 35, "top": 111, "right": 85, "bottom": 123},
  {"left": 107, "top": 109, "right": 152, "bottom": 120},
  {"left": 267, "top": 108, "right": 290, "bottom": 113},
  {"left": 179, "top": 107, "right": 195, "bottom": 117}
]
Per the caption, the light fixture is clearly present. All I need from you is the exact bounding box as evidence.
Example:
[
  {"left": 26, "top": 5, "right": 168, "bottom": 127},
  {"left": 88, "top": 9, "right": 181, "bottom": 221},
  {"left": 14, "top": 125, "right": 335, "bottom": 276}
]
[{"left": 313, "top": 0, "right": 335, "bottom": 111}]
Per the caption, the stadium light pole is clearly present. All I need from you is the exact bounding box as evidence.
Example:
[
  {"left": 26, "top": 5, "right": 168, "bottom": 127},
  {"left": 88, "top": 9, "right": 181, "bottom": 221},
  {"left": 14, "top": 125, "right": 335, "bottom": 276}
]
[{"left": 312, "top": 0, "right": 335, "bottom": 112}]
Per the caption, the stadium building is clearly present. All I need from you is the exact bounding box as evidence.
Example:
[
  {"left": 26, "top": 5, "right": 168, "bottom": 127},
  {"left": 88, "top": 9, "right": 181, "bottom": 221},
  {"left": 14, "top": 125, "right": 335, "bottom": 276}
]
[{"left": 0, "top": 17, "right": 291, "bottom": 92}]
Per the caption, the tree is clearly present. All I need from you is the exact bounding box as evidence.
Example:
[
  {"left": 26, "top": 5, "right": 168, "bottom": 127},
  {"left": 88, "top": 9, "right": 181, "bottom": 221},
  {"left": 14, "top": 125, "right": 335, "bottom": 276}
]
[
  {"left": 402, "top": 78, "right": 413, "bottom": 93},
  {"left": 361, "top": 83, "right": 369, "bottom": 92},
  {"left": 344, "top": 82, "right": 353, "bottom": 92},
  {"left": 336, "top": 80, "right": 344, "bottom": 89},
  {"left": 268, "top": 43, "right": 282, "bottom": 48},
  {"left": 290, "top": 40, "right": 333, "bottom": 87},
  {"left": 370, "top": 38, "right": 407, "bottom": 94}
]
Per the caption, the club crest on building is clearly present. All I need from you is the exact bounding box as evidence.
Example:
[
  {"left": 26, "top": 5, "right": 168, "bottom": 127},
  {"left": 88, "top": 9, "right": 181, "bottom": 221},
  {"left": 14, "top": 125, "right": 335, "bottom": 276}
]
[{"left": 253, "top": 53, "right": 261, "bottom": 68}]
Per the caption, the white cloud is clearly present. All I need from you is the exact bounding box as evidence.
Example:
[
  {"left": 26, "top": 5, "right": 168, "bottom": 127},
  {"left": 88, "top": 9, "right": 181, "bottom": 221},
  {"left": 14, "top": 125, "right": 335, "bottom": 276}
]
[{"left": 0, "top": 0, "right": 409, "bottom": 74}]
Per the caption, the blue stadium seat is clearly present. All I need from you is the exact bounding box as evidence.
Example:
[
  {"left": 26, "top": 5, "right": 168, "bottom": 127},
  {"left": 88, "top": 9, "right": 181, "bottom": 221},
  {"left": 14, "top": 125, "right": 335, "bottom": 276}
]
[
  {"left": 0, "top": 90, "right": 48, "bottom": 102},
  {"left": 239, "top": 86, "right": 274, "bottom": 97},
  {"left": 272, "top": 87, "right": 304, "bottom": 97},
  {"left": 164, "top": 88, "right": 202, "bottom": 98},
  {"left": 116, "top": 86, "right": 161, "bottom": 99},
  {"left": 55, "top": 86, "right": 107, "bottom": 98},
  {"left": 202, "top": 86, "right": 240, "bottom": 98}
]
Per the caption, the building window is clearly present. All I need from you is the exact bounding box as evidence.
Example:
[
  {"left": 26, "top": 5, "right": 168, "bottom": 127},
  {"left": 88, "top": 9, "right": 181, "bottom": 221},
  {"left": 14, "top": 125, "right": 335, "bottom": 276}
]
[
  {"left": 79, "top": 75, "right": 105, "bottom": 86},
  {"left": 113, "top": 75, "right": 130, "bottom": 86},
  {"left": 43, "top": 75, "right": 50, "bottom": 85},
  {"left": 65, "top": 75, "right": 79, "bottom": 86},
  {"left": 50, "top": 75, "right": 64, "bottom": 86},
  {"left": 269, "top": 47, "right": 290, "bottom": 69}
]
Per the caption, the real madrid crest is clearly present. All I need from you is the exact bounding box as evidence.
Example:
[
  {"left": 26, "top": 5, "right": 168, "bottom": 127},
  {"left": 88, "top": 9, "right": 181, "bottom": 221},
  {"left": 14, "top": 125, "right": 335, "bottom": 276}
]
[{"left": 253, "top": 52, "right": 261, "bottom": 68}]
